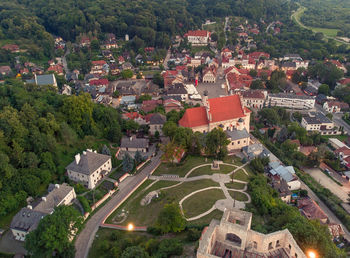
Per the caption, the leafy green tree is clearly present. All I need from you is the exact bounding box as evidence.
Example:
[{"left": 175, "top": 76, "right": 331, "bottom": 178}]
[
  {"left": 122, "top": 153, "right": 134, "bottom": 173},
  {"left": 318, "top": 84, "right": 330, "bottom": 96},
  {"left": 156, "top": 203, "right": 186, "bottom": 234},
  {"left": 152, "top": 72, "right": 164, "bottom": 87},
  {"left": 211, "top": 33, "right": 218, "bottom": 42},
  {"left": 249, "top": 69, "right": 258, "bottom": 77},
  {"left": 121, "top": 246, "right": 149, "bottom": 258},
  {"left": 205, "top": 128, "right": 229, "bottom": 159},
  {"left": 250, "top": 79, "right": 263, "bottom": 89},
  {"left": 134, "top": 151, "right": 143, "bottom": 165},
  {"left": 121, "top": 69, "right": 133, "bottom": 79},
  {"left": 156, "top": 239, "right": 183, "bottom": 257},
  {"left": 25, "top": 206, "right": 83, "bottom": 258}
]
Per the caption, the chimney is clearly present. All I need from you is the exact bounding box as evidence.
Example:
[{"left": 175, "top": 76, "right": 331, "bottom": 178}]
[
  {"left": 27, "top": 205, "right": 32, "bottom": 210},
  {"left": 55, "top": 184, "right": 60, "bottom": 189},
  {"left": 75, "top": 153, "right": 81, "bottom": 164},
  {"left": 42, "top": 197, "right": 47, "bottom": 202}
]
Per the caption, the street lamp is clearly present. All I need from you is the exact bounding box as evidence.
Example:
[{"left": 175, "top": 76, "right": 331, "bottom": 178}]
[
  {"left": 127, "top": 223, "right": 134, "bottom": 231},
  {"left": 307, "top": 250, "right": 317, "bottom": 258}
]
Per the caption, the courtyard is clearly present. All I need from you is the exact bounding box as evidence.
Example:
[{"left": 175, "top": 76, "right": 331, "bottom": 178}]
[{"left": 105, "top": 156, "right": 252, "bottom": 227}]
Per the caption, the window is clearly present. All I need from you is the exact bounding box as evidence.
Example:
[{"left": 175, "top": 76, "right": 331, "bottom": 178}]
[
  {"left": 276, "top": 240, "right": 280, "bottom": 247},
  {"left": 253, "top": 241, "right": 257, "bottom": 249},
  {"left": 238, "top": 141, "right": 240, "bottom": 144},
  {"left": 232, "top": 142, "right": 234, "bottom": 145},
  {"left": 226, "top": 233, "right": 242, "bottom": 246},
  {"left": 268, "top": 242, "right": 273, "bottom": 250}
]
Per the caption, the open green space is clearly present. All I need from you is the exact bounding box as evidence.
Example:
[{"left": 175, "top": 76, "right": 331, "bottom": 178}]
[
  {"left": 188, "top": 209, "right": 223, "bottom": 226},
  {"left": 232, "top": 169, "right": 249, "bottom": 182},
  {"left": 182, "top": 189, "right": 225, "bottom": 218},
  {"left": 188, "top": 164, "right": 235, "bottom": 177},
  {"left": 106, "top": 179, "right": 219, "bottom": 227},
  {"left": 321, "top": 134, "right": 348, "bottom": 142},
  {"left": 225, "top": 181, "right": 246, "bottom": 190},
  {"left": 153, "top": 156, "right": 212, "bottom": 177},
  {"left": 228, "top": 190, "right": 249, "bottom": 202}
]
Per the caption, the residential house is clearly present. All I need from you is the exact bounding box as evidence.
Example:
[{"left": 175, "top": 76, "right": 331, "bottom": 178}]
[
  {"left": 268, "top": 162, "right": 301, "bottom": 190},
  {"left": 179, "top": 94, "right": 251, "bottom": 134},
  {"left": 66, "top": 149, "right": 112, "bottom": 189},
  {"left": 197, "top": 208, "right": 306, "bottom": 258},
  {"left": 164, "top": 98, "right": 182, "bottom": 113},
  {"left": 91, "top": 60, "right": 107, "bottom": 74},
  {"left": 271, "top": 179, "right": 292, "bottom": 203},
  {"left": 267, "top": 93, "right": 315, "bottom": 109},
  {"left": 202, "top": 66, "right": 217, "bottom": 83},
  {"left": 298, "top": 197, "right": 328, "bottom": 224},
  {"left": 89, "top": 78, "right": 109, "bottom": 88},
  {"left": 241, "top": 90, "right": 267, "bottom": 109},
  {"left": 80, "top": 36, "right": 91, "bottom": 47},
  {"left": 184, "top": 30, "right": 211, "bottom": 46},
  {"left": 0, "top": 66, "right": 12, "bottom": 76},
  {"left": 165, "top": 83, "right": 188, "bottom": 101},
  {"left": 162, "top": 70, "right": 184, "bottom": 88},
  {"left": 141, "top": 99, "right": 162, "bottom": 113},
  {"left": 120, "top": 136, "right": 149, "bottom": 153},
  {"left": 122, "top": 112, "right": 147, "bottom": 125},
  {"left": 301, "top": 112, "right": 340, "bottom": 135},
  {"left": 242, "top": 143, "right": 270, "bottom": 160},
  {"left": 10, "top": 183, "right": 75, "bottom": 241},
  {"left": 2, "top": 44, "right": 19, "bottom": 53},
  {"left": 323, "top": 101, "right": 349, "bottom": 113},
  {"left": 148, "top": 113, "right": 166, "bottom": 136},
  {"left": 47, "top": 65, "right": 64, "bottom": 75}
]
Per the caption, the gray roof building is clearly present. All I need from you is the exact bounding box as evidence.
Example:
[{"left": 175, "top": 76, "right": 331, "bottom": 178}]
[
  {"left": 34, "top": 184, "right": 75, "bottom": 214},
  {"left": 303, "top": 112, "right": 332, "bottom": 125},
  {"left": 66, "top": 150, "right": 111, "bottom": 175},
  {"left": 226, "top": 129, "right": 249, "bottom": 141},
  {"left": 10, "top": 208, "right": 47, "bottom": 233},
  {"left": 149, "top": 113, "right": 166, "bottom": 125},
  {"left": 120, "top": 136, "right": 149, "bottom": 149},
  {"left": 35, "top": 74, "right": 57, "bottom": 87}
]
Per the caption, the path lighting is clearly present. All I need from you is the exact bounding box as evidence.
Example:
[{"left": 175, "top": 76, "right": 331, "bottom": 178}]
[
  {"left": 127, "top": 223, "right": 134, "bottom": 231},
  {"left": 307, "top": 250, "right": 317, "bottom": 258}
]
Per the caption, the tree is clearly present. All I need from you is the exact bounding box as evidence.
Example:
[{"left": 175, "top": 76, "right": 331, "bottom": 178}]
[
  {"left": 121, "top": 246, "right": 149, "bottom": 258},
  {"left": 134, "top": 151, "right": 143, "bottom": 165},
  {"left": 161, "top": 141, "right": 183, "bottom": 164},
  {"left": 112, "top": 90, "right": 120, "bottom": 98},
  {"left": 122, "top": 153, "right": 134, "bottom": 173},
  {"left": 318, "top": 84, "right": 330, "bottom": 96},
  {"left": 250, "top": 158, "right": 265, "bottom": 173},
  {"left": 156, "top": 239, "right": 183, "bottom": 257},
  {"left": 101, "top": 145, "right": 111, "bottom": 156},
  {"left": 249, "top": 69, "right": 258, "bottom": 78},
  {"left": 25, "top": 206, "right": 83, "bottom": 258},
  {"left": 250, "top": 79, "right": 263, "bottom": 89},
  {"left": 205, "top": 128, "right": 230, "bottom": 159},
  {"left": 155, "top": 203, "right": 186, "bottom": 234},
  {"left": 152, "top": 72, "right": 164, "bottom": 87},
  {"left": 211, "top": 33, "right": 218, "bottom": 42},
  {"left": 121, "top": 69, "right": 133, "bottom": 79}
]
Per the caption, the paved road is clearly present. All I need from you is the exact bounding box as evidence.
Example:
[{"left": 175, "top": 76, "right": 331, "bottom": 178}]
[
  {"left": 74, "top": 152, "right": 162, "bottom": 258},
  {"left": 62, "top": 47, "right": 70, "bottom": 75}
]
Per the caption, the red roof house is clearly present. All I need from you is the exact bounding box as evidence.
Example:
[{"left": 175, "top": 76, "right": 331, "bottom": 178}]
[
  {"left": 89, "top": 78, "right": 109, "bottom": 87},
  {"left": 2, "top": 44, "right": 19, "bottom": 52}
]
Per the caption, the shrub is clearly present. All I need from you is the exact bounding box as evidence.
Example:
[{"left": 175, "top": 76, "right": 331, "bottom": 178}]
[{"left": 77, "top": 195, "right": 91, "bottom": 213}]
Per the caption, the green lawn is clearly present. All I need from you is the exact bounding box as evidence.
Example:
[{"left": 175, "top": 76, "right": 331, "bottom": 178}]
[
  {"left": 232, "top": 169, "right": 249, "bottom": 182},
  {"left": 321, "top": 134, "right": 348, "bottom": 142},
  {"left": 188, "top": 164, "right": 235, "bottom": 177},
  {"left": 182, "top": 189, "right": 225, "bottom": 218},
  {"left": 188, "top": 209, "right": 223, "bottom": 226},
  {"left": 310, "top": 27, "right": 339, "bottom": 37},
  {"left": 225, "top": 181, "right": 246, "bottom": 190},
  {"left": 228, "top": 191, "right": 249, "bottom": 202},
  {"left": 153, "top": 156, "right": 212, "bottom": 177},
  {"left": 106, "top": 179, "right": 219, "bottom": 227}
]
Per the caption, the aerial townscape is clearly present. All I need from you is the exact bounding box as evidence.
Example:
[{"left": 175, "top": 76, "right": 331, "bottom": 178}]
[{"left": 1, "top": 0, "right": 350, "bottom": 257}]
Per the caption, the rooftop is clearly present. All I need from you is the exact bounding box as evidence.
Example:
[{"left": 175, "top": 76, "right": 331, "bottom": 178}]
[
  {"left": 120, "top": 136, "right": 149, "bottom": 149},
  {"left": 303, "top": 112, "right": 332, "bottom": 125},
  {"left": 66, "top": 150, "right": 111, "bottom": 175},
  {"left": 226, "top": 129, "right": 250, "bottom": 141},
  {"left": 269, "top": 93, "right": 315, "bottom": 100},
  {"left": 10, "top": 208, "right": 46, "bottom": 232}
]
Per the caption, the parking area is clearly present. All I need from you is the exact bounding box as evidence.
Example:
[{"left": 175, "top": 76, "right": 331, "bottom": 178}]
[
  {"left": 0, "top": 230, "right": 26, "bottom": 255},
  {"left": 305, "top": 168, "right": 349, "bottom": 202}
]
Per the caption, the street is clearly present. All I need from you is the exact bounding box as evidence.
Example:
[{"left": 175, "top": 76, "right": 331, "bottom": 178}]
[
  {"left": 74, "top": 152, "right": 162, "bottom": 258},
  {"left": 315, "top": 103, "right": 350, "bottom": 135}
]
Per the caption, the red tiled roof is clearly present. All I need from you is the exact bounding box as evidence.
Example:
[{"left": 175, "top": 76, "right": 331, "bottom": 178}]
[
  {"left": 89, "top": 78, "right": 109, "bottom": 86},
  {"left": 335, "top": 146, "right": 350, "bottom": 156},
  {"left": 47, "top": 65, "right": 63, "bottom": 74},
  {"left": 242, "top": 90, "right": 265, "bottom": 99},
  {"left": 227, "top": 73, "right": 252, "bottom": 90},
  {"left": 92, "top": 60, "right": 106, "bottom": 66},
  {"left": 249, "top": 52, "right": 270, "bottom": 60},
  {"left": 184, "top": 30, "right": 210, "bottom": 37},
  {"left": 2, "top": 44, "right": 19, "bottom": 51},
  {"left": 124, "top": 112, "right": 144, "bottom": 120},
  {"left": 179, "top": 95, "right": 247, "bottom": 128},
  {"left": 298, "top": 198, "right": 328, "bottom": 221},
  {"left": 339, "top": 78, "right": 350, "bottom": 85},
  {"left": 257, "top": 69, "right": 272, "bottom": 77}
]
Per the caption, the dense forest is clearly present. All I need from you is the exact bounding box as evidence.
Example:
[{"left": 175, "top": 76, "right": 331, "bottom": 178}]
[
  {"left": 0, "top": 0, "right": 294, "bottom": 59},
  {"left": 299, "top": 0, "right": 350, "bottom": 37},
  {"left": 0, "top": 80, "right": 123, "bottom": 223}
]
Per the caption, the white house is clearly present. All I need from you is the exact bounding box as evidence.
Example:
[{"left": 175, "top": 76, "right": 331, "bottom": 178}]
[
  {"left": 184, "top": 30, "right": 211, "bottom": 46},
  {"left": 66, "top": 149, "right": 111, "bottom": 189}
]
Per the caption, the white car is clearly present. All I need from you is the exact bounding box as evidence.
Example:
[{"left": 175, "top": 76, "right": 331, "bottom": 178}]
[{"left": 190, "top": 94, "right": 202, "bottom": 100}]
